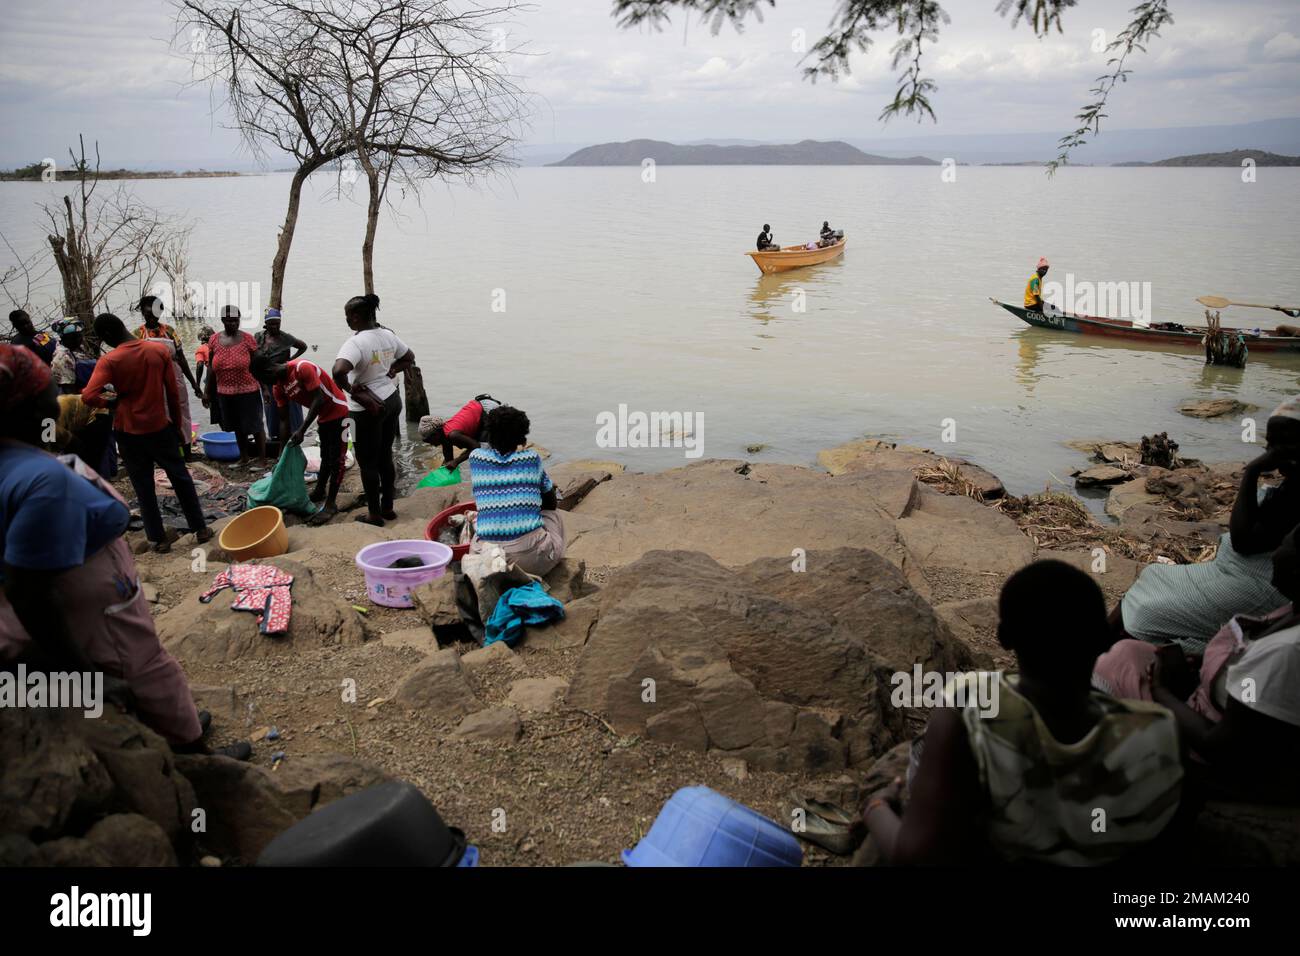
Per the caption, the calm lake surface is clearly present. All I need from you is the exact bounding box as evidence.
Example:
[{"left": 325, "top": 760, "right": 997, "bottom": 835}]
[{"left": 4, "top": 167, "right": 1298, "bottom": 497}]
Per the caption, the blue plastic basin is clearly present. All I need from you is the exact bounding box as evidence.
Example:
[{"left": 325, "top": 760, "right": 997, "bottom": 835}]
[
  {"left": 622, "top": 786, "right": 803, "bottom": 867},
  {"left": 200, "top": 430, "right": 240, "bottom": 461}
]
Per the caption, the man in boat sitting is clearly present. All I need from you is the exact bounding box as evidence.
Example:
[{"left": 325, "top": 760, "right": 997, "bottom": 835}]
[
  {"left": 819, "top": 221, "right": 838, "bottom": 246},
  {"left": 1024, "top": 257, "right": 1053, "bottom": 314},
  {"left": 756, "top": 224, "right": 777, "bottom": 251}
]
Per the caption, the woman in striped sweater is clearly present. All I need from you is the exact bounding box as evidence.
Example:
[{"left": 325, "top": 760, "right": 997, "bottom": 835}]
[{"left": 467, "top": 405, "right": 565, "bottom": 577}]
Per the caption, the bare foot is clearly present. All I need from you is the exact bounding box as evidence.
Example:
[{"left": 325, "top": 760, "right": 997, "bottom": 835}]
[{"left": 355, "top": 513, "right": 384, "bottom": 527}]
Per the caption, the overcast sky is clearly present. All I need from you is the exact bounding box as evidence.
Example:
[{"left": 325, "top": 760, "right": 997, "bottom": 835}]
[{"left": 2, "top": 0, "right": 1298, "bottom": 167}]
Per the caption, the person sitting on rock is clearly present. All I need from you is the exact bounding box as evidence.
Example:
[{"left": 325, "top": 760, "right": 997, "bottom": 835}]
[
  {"left": 418, "top": 394, "right": 501, "bottom": 472},
  {"left": 0, "top": 344, "right": 248, "bottom": 760},
  {"left": 1095, "top": 525, "right": 1300, "bottom": 804},
  {"left": 1110, "top": 397, "right": 1300, "bottom": 655},
  {"left": 467, "top": 405, "right": 565, "bottom": 578},
  {"left": 862, "top": 560, "right": 1183, "bottom": 866}
]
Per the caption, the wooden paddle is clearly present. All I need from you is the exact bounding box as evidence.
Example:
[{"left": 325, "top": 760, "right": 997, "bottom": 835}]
[{"left": 1198, "top": 295, "right": 1299, "bottom": 315}]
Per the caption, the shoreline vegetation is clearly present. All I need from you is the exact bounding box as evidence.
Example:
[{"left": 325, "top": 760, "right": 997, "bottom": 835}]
[{"left": 0, "top": 166, "right": 241, "bottom": 182}]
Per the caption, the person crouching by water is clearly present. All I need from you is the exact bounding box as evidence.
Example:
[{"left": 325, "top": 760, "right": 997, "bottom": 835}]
[
  {"left": 204, "top": 306, "right": 267, "bottom": 467},
  {"left": 861, "top": 560, "right": 1183, "bottom": 866},
  {"left": 0, "top": 344, "right": 248, "bottom": 759},
  {"left": 418, "top": 394, "right": 501, "bottom": 472},
  {"left": 468, "top": 405, "right": 565, "bottom": 577},
  {"left": 250, "top": 352, "right": 351, "bottom": 526},
  {"left": 331, "top": 294, "right": 415, "bottom": 527},
  {"left": 756, "top": 224, "right": 777, "bottom": 251}
]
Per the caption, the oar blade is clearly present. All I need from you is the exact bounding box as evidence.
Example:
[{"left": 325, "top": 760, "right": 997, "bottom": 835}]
[{"left": 1197, "top": 295, "right": 1231, "bottom": 309}]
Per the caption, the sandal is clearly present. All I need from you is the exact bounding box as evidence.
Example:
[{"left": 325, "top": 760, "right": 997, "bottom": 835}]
[{"left": 308, "top": 505, "right": 338, "bottom": 526}]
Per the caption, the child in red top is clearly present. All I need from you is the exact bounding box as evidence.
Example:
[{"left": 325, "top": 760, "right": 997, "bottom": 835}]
[{"left": 250, "top": 354, "right": 350, "bottom": 525}]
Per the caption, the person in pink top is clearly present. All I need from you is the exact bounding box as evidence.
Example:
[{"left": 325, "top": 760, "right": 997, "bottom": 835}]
[{"left": 202, "top": 305, "right": 266, "bottom": 465}]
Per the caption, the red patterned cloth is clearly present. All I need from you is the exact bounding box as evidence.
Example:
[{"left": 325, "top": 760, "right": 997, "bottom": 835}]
[{"left": 199, "top": 563, "right": 294, "bottom": 634}]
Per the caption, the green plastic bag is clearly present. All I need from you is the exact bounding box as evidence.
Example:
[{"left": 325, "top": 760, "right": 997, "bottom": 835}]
[
  {"left": 417, "top": 465, "right": 461, "bottom": 488},
  {"left": 248, "top": 444, "right": 316, "bottom": 515}
]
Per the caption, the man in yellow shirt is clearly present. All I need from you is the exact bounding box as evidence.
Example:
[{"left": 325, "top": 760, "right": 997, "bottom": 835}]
[{"left": 1024, "top": 257, "right": 1050, "bottom": 311}]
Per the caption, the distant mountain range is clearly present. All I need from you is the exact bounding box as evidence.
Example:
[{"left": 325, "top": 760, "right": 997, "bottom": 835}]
[
  {"left": 549, "top": 139, "right": 939, "bottom": 167},
  {"left": 1114, "top": 149, "right": 1300, "bottom": 167}
]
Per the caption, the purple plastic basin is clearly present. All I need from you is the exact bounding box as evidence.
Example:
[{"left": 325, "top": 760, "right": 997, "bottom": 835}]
[{"left": 355, "top": 540, "right": 453, "bottom": 608}]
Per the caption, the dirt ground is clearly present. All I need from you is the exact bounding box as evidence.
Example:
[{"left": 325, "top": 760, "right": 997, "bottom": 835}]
[{"left": 120, "top": 448, "right": 1217, "bottom": 867}]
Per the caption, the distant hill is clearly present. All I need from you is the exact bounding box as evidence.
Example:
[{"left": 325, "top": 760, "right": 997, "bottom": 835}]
[
  {"left": 549, "top": 139, "right": 939, "bottom": 166},
  {"left": 1115, "top": 149, "right": 1300, "bottom": 167}
]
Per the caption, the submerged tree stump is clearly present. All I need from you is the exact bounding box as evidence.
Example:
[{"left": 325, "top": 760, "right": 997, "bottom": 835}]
[{"left": 404, "top": 364, "right": 430, "bottom": 421}]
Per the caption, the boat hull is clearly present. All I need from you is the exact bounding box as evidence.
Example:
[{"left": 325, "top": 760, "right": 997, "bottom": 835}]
[
  {"left": 747, "top": 238, "right": 846, "bottom": 275},
  {"left": 990, "top": 299, "right": 1300, "bottom": 353}
]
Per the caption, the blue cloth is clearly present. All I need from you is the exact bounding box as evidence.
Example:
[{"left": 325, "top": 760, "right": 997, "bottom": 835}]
[
  {"left": 483, "top": 581, "right": 565, "bottom": 647},
  {"left": 0, "top": 443, "right": 129, "bottom": 576},
  {"left": 469, "top": 447, "right": 554, "bottom": 542}
]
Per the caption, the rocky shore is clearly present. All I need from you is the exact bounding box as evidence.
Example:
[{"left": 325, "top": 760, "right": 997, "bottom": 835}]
[{"left": 4, "top": 435, "right": 1298, "bottom": 867}]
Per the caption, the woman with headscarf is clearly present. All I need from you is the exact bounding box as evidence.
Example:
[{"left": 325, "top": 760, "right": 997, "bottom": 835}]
[
  {"left": 1110, "top": 397, "right": 1300, "bottom": 654},
  {"left": 50, "top": 318, "right": 97, "bottom": 395},
  {"left": 418, "top": 394, "right": 500, "bottom": 472},
  {"left": 0, "top": 344, "right": 247, "bottom": 758},
  {"left": 332, "top": 294, "right": 415, "bottom": 527},
  {"left": 48, "top": 318, "right": 112, "bottom": 473}
]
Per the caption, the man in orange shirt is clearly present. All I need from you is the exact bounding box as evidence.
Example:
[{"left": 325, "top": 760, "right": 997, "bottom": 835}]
[{"left": 82, "top": 313, "right": 212, "bottom": 553}]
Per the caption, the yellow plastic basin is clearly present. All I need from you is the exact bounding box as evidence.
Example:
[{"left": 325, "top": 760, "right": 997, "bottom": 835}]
[{"left": 218, "top": 506, "right": 289, "bottom": 561}]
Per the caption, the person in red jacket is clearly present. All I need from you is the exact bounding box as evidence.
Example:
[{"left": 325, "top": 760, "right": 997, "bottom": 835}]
[
  {"left": 251, "top": 352, "right": 351, "bottom": 525},
  {"left": 81, "top": 313, "right": 212, "bottom": 553}
]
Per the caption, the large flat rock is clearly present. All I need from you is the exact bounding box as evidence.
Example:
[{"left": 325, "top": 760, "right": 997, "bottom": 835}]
[{"left": 567, "top": 548, "right": 973, "bottom": 773}]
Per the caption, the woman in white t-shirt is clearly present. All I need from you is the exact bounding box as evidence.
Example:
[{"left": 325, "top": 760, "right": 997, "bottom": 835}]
[
  {"left": 1094, "top": 524, "right": 1300, "bottom": 803},
  {"left": 331, "top": 294, "right": 415, "bottom": 526}
]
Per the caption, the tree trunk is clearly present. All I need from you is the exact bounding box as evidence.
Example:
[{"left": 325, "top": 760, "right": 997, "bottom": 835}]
[
  {"left": 269, "top": 165, "right": 313, "bottom": 311},
  {"left": 362, "top": 166, "right": 381, "bottom": 296}
]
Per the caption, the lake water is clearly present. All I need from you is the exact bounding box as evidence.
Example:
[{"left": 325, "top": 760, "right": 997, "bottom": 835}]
[{"left": 4, "top": 166, "right": 1298, "bottom": 498}]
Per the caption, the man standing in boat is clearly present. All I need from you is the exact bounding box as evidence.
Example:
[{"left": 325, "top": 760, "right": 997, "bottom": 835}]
[
  {"left": 756, "top": 224, "right": 777, "bottom": 251},
  {"left": 1025, "top": 257, "right": 1051, "bottom": 314}
]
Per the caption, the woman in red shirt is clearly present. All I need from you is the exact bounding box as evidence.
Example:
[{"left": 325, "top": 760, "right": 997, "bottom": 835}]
[
  {"left": 202, "top": 306, "right": 266, "bottom": 465},
  {"left": 251, "top": 353, "right": 351, "bottom": 524}
]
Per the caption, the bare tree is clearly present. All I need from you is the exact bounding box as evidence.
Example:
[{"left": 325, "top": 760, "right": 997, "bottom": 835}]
[
  {"left": 42, "top": 136, "right": 174, "bottom": 345},
  {"left": 175, "top": 0, "right": 353, "bottom": 309},
  {"left": 147, "top": 221, "right": 201, "bottom": 319},
  {"left": 611, "top": 0, "right": 1174, "bottom": 171},
  {"left": 253, "top": 0, "right": 528, "bottom": 294},
  {"left": 0, "top": 234, "right": 54, "bottom": 319}
]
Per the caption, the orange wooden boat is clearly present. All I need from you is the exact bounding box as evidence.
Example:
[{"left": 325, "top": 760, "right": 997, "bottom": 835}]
[{"left": 746, "top": 237, "right": 846, "bottom": 275}]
